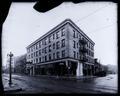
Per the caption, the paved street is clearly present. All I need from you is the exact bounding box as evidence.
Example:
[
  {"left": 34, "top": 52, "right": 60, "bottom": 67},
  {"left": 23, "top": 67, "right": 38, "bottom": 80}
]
[{"left": 2, "top": 73, "right": 117, "bottom": 94}]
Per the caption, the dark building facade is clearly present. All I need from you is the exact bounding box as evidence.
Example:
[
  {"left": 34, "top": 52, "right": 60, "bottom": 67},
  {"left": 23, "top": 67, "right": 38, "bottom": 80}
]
[{"left": 26, "top": 19, "right": 98, "bottom": 76}]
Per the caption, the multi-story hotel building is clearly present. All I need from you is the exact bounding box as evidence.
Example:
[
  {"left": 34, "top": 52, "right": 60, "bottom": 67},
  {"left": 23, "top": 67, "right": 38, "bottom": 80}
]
[{"left": 26, "top": 19, "right": 96, "bottom": 76}]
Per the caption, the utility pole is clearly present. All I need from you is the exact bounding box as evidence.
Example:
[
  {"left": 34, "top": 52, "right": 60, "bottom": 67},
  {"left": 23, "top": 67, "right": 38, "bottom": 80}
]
[{"left": 7, "top": 52, "right": 13, "bottom": 86}]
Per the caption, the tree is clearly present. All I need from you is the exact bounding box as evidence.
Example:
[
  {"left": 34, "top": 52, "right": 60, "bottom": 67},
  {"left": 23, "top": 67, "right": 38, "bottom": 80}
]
[{"left": 14, "top": 54, "right": 27, "bottom": 74}]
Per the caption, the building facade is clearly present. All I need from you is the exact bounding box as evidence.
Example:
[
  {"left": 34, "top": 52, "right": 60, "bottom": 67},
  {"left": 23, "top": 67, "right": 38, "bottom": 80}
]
[{"left": 26, "top": 19, "right": 96, "bottom": 76}]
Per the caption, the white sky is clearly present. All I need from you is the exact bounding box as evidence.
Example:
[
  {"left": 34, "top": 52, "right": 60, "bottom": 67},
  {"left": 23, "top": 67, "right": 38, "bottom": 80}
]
[{"left": 2, "top": 2, "right": 117, "bottom": 67}]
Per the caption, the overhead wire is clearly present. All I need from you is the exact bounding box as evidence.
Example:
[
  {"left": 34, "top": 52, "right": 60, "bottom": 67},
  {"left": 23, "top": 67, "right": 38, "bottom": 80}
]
[
  {"left": 75, "top": 4, "right": 109, "bottom": 23},
  {"left": 73, "top": 4, "right": 116, "bottom": 34},
  {"left": 88, "top": 22, "right": 116, "bottom": 33}
]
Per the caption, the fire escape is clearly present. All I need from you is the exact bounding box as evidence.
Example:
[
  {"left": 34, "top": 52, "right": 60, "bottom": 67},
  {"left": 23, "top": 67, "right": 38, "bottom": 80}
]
[
  {"left": 79, "top": 38, "right": 88, "bottom": 62},
  {"left": 79, "top": 38, "right": 88, "bottom": 75}
]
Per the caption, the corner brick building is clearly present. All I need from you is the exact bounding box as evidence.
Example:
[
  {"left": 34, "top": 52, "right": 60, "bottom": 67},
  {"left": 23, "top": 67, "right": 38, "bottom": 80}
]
[{"left": 26, "top": 19, "right": 96, "bottom": 76}]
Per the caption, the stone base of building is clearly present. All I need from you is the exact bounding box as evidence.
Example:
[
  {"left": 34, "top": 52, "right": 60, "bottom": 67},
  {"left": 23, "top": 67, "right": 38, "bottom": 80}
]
[{"left": 26, "top": 58, "right": 100, "bottom": 77}]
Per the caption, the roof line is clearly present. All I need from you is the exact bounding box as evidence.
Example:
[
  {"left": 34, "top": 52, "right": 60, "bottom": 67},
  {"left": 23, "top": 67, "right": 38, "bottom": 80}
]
[
  {"left": 67, "top": 19, "right": 95, "bottom": 45},
  {"left": 26, "top": 19, "right": 71, "bottom": 48},
  {"left": 26, "top": 18, "right": 95, "bottom": 48}
]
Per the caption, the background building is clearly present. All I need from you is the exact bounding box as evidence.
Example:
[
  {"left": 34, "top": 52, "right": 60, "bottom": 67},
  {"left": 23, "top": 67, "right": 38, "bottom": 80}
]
[
  {"left": 14, "top": 54, "right": 27, "bottom": 74},
  {"left": 4, "top": 54, "right": 14, "bottom": 73},
  {"left": 26, "top": 19, "right": 99, "bottom": 76}
]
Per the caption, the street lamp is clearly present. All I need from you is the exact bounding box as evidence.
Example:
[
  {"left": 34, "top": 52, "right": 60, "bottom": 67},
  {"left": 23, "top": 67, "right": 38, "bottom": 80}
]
[{"left": 7, "top": 52, "right": 13, "bottom": 86}]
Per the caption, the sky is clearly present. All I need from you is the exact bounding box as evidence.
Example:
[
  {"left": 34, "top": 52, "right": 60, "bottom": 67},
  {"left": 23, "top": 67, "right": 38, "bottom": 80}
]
[{"left": 2, "top": 2, "right": 117, "bottom": 67}]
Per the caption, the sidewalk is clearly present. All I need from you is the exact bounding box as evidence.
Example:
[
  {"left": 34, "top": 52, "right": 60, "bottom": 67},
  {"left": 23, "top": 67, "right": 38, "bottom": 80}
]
[
  {"left": 7, "top": 73, "right": 97, "bottom": 80},
  {"left": 2, "top": 76, "right": 22, "bottom": 93},
  {"left": 34, "top": 74, "right": 97, "bottom": 81}
]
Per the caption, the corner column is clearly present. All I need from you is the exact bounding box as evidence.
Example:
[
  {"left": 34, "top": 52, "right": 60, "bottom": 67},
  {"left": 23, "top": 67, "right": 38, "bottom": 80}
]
[
  {"left": 30, "top": 67, "right": 32, "bottom": 76},
  {"left": 76, "top": 61, "right": 83, "bottom": 76},
  {"left": 32, "top": 65, "right": 35, "bottom": 76}
]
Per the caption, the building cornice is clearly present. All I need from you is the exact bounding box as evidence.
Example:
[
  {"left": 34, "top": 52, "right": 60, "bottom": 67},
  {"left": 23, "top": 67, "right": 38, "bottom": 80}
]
[
  {"left": 26, "top": 19, "right": 95, "bottom": 49},
  {"left": 26, "top": 19, "right": 70, "bottom": 49}
]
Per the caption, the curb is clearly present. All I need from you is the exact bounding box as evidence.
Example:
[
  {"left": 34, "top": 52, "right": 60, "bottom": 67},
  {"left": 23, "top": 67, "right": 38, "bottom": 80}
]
[
  {"left": 34, "top": 75, "right": 97, "bottom": 81},
  {"left": 4, "top": 88, "right": 23, "bottom": 93}
]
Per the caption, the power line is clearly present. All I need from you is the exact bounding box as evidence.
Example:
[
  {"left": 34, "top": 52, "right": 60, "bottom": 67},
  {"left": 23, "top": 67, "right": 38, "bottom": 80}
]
[
  {"left": 88, "top": 22, "right": 116, "bottom": 33},
  {"left": 75, "top": 5, "right": 109, "bottom": 23}
]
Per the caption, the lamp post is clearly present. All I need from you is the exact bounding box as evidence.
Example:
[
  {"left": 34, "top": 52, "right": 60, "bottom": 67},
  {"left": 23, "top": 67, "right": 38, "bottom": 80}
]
[{"left": 7, "top": 52, "right": 13, "bottom": 86}]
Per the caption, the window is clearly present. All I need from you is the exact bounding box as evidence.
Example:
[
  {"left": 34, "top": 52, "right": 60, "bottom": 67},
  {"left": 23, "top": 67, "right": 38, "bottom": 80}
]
[
  {"left": 56, "top": 31, "right": 59, "bottom": 39},
  {"left": 73, "top": 40, "right": 76, "bottom": 48},
  {"left": 61, "top": 28, "right": 65, "bottom": 36},
  {"left": 42, "top": 48, "right": 44, "bottom": 53},
  {"left": 34, "top": 45, "right": 35, "bottom": 51},
  {"left": 89, "top": 50, "right": 90, "bottom": 56},
  {"left": 39, "top": 57, "right": 41, "bottom": 62},
  {"left": 42, "top": 56, "right": 44, "bottom": 62},
  {"left": 48, "top": 36, "right": 51, "bottom": 43},
  {"left": 34, "top": 52, "right": 35, "bottom": 57},
  {"left": 77, "top": 42, "right": 78, "bottom": 48},
  {"left": 36, "top": 58, "right": 38, "bottom": 63},
  {"left": 27, "top": 49, "right": 29, "bottom": 53},
  {"left": 91, "top": 45, "right": 92, "bottom": 50},
  {"left": 53, "top": 53, "right": 55, "bottom": 59},
  {"left": 34, "top": 59, "right": 36, "bottom": 63},
  {"left": 61, "top": 50, "right": 65, "bottom": 58},
  {"left": 89, "top": 43, "right": 91, "bottom": 49},
  {"left": 48, "top": 45, "right": 52, "bottom": 52},
  {"left": 87, "top": 42, "right": 88, "bottom": 47},
  {"left": 28, "top": 55, "right": 30, "bottom": 59},
  {"left": 87, "top": 49, "right": 88, "bottom": 55},
  {"left": 53, "top": 43, "right": 55, "bottom": 49},
  {"left": 39, "top": 42, "right": 41, "bottom": 48},
  {"left": 30, "top": 48, "right": 31, "bottom": 52},
  {"left": 39, "top": 50, "right": 41, "bottom": 56},
  {"left": 49, "top": 54, "right": 51, "bottom": 60},
  {"left": 91, "top": 45, "right": 93, "bottom": 50},
  {"left": 88, "top": 50, "right": 89, "bottom": 55},
  {"left": 36, "top": 51, "right": 38, "bottom": 57},
  {"left": 56, "top": 41, "right": 60, "bottom": 49},
  {"left": 89, "top": 43, "right": 90, "bottom": 48},
  {"left": 45, "top": 38, "right": 47, "bottom": 45},
  {"left": 73, "top": 30, "right": 76, "bottom": 38},
  {"left": 61, "top": 39, "right": 65, "bottom": 47},
  {"left": 80, "top": 55, "right": 83, "bottom": 61},
  {"left": 91, "top": 52, "right": 93, "bottom": 57},
  {"left": 79, "top": 35, "right": 81, "bottom": 39},
  {"left": 56, "top": 51, "right": 60, "bottom": 59},
  {"left": 31, "top": 47, "right": 33, "bottom": 52},
  {"left": 76, "top": 32, "right": 78, "bottom": 38},
  {"left": 36, "top": 44, "right": 38, "bottom": 50},
  {"left": 31, "top": 53, "right": 33, "bottom": 58},
  {"left": 53, "top": 34, "right": 55, "bottom": 39},
  {"left": 77, "top": 52, "right": 79, "bottom": 59},
  {"left": 45, "top": 47, "right": 47, "bottom": 54},
  {"left": 45, "top": 55, "right": 47, "bottom": 61},
  {"left": 28, "top": 49, "right": 29, "bottom": 53},
  {"left": 73, "top": 51, "right": 76, "bottom": 58},
  {"left": 42, "top": 40, "right": 44, "bottom": 45}
]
